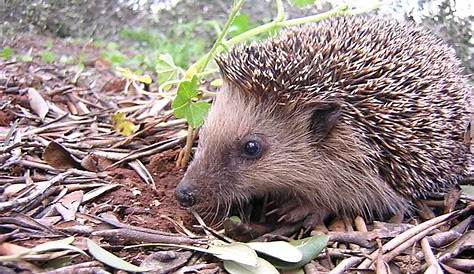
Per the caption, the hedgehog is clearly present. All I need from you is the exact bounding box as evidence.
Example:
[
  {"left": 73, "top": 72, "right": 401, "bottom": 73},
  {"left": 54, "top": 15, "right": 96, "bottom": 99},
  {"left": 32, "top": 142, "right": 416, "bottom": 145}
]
[{"left": 175, "top": 16, "right": 472, "bottom": 229}]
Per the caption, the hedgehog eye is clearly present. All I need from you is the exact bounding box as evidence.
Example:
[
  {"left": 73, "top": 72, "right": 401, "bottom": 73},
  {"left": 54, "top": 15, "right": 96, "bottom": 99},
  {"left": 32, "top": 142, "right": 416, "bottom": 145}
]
[
  {"left": 244, "top": 140, "right": 261, "bottom": 156},
  {"left": 241, "top": 135, "right": 265, "bottom": 160}
]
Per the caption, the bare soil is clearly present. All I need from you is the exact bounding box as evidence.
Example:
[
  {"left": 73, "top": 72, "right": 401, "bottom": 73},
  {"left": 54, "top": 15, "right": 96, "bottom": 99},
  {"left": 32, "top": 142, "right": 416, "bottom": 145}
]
[{"left": 95, "top": 149, "right": 193, "bottom": 232}]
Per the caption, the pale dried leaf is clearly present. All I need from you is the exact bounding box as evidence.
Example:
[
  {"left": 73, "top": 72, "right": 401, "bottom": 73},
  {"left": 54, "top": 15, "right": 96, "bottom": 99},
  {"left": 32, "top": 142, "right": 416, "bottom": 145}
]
[
  {"left": 246, "top": 241, "right": 302, "bottom": 263},
  {"left": 140, "top": 251, "right": 192, "bottom": 273},
  {"left": 55, "top": 191, "right": 83, "bottom": 221},
  {"left": 208, "top": 241, "right": 258, "bottom": 267},
  {"left": 223, "top": 257, "right": 279, "bottom": 274},
  {"left": 4, "top": 184, "right": 27, "bottom": 197},
  {"left": 128, "top": 160, "right": 155, "bottom": 186},
  {"left": 27, "top": 88, "right": 49, "bottom": 119},
  {"left": 87, "top": 239, "right": 150, "bottom": 272},
  {"left": 82, "top": 184, "right": 120, "bottom": 203}
]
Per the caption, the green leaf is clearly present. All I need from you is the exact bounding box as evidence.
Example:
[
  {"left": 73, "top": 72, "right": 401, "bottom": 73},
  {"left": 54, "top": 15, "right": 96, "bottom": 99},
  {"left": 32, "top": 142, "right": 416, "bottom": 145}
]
[
  {"left": 288, "top": 0, "right": 316, "bottom": 8},
  {"left": 41, "top": 51, "right": 56, "bottom": 64},
  {"left": 31, "top": 237, "right": 88, "bottom": 257},
  {"left": 156, "top": 53, "right": 179, "bottom": 87},
  {"left": 229, "top": 14, "right": 252, "bottom": 37},
  {"left": 102, "top": 44, "right": 127, "bottom": 67},
  {"left": 0, "top": 47, "right": 13, "bottom": 59},
  {"left": 106, "top": 42, "right": 119, "bottom": 50},
  {"left": 136, "top": 74, "right": 152, "bottom": 84},
  {"left": 270, "top": 235, "right": 329, "bottom": 270},
  {"left": 59, "top": 55, "right": 75, "bottom": 64},
  {"left": 208, "top": 241, "right": 258, "bottom": 267},
  {"left": 172, "top": 76, "right": 210, "bottom": 128},
  {"left": 224, "top": 257, "right": 279, "bottom": 274},
  {"left": 185, "top": 101, "right": 211, "bottom": 128},
  {"left": 175, "top": 76, "right": 199, "bottom": 101},
  {"left": 116, "top": 67, "right": 133, "bottom": 79},
  {"left": 246, "top": 241, "right": 302, "bottom": 263},
  {"left": 228, "top": 215, "right": 242, "bottom": 223},
  {"left": 86, "top": 239, "right": 151, "bottom": 272}
]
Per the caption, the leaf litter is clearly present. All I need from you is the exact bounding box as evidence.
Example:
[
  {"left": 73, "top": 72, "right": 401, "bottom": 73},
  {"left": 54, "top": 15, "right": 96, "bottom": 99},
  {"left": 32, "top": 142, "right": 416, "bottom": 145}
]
[{"left": 0, "top": 33, "right": 473, "bottom": 274}]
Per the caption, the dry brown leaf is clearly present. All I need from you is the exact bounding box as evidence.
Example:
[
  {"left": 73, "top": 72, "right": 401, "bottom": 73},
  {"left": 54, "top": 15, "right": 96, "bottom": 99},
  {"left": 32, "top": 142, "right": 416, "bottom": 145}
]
[
  {"left": 81, "top": 154, "right": 100, "bottom": 172},
  {"left": 140, "top": 251, "right": 192, "bottom": 273},
  {"left": 101, "top": 78, "right": 126, "bottom": 93},
  {"left": 0, "top": 242, "right": 30, "bottom": 256},
  {"left": 42, "top": 141, "right": 82, "bottom": 170}
]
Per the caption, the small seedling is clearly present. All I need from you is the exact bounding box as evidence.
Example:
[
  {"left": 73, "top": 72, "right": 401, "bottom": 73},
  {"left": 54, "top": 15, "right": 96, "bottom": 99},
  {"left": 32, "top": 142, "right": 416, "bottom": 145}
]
[
  {"left": 40, "top": 40, "right": 56, "bottom": 63},
  {"left": 41, "top": 51, "right": 56, "bottom": 64},
  {"left": 0, "top": 47, "right": 13, "bottom": 59},
  {"left": 116, "top": 67, "right": 152, "bottom": 94}
]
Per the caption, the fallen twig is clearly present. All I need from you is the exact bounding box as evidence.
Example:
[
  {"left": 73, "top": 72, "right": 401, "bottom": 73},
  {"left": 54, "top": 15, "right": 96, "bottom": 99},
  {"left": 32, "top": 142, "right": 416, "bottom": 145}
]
[
  {"left": 426, "top": 215, "right": 470, "bottom": 247},
  {"left": 421, "top": 238, "right": 443, "bottom": 273},
  {"left": 382, "top": 220, "right": 447, "bottom": 263},
  {"left": 438, "top": 230, "right": 474, "bottom": 263},
  {"left": 106, "top": 136, "right": 185, "bottom": 169},
  {"left": 328, "top": 256, "right": 364, "bottom": 274},
  {"left": 41, "top": 261, "right": 104, "bottom": 274},
  {"left": 0, "top": 172, "right": 70, "bottom": 212},
  {"left": 444, "top": 258, "right": 474, "bottom": 273},
  {"left": 357, "top": 209, "right": 461, "bottom": 269},
  {"left": 92, "top": 228, "right": 202, "bottom": 245}
]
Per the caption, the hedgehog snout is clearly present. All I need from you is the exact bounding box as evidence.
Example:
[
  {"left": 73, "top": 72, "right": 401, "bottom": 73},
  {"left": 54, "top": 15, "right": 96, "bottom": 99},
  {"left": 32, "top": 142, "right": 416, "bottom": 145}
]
[{"left": 175, "top": 178, "right": 197, "bottom": 207}]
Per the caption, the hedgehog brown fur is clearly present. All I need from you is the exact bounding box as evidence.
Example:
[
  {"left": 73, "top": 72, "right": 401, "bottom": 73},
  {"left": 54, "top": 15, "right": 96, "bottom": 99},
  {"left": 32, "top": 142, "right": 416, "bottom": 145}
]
[{"left": 176, "top": 16, "right": 472, "bottom": 228}]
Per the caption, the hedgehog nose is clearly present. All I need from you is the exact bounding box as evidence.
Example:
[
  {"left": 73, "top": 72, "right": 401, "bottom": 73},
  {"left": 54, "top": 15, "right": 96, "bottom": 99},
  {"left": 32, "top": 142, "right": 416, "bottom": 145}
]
[{"left": 175, "top": 181, "right": 196, "bottom": 208}]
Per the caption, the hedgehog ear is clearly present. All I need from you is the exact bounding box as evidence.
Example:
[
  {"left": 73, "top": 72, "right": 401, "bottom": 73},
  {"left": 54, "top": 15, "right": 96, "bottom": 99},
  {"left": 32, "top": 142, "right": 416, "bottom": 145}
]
[{"left": 308, "top": 101, "right": 341, "bottom": 141}]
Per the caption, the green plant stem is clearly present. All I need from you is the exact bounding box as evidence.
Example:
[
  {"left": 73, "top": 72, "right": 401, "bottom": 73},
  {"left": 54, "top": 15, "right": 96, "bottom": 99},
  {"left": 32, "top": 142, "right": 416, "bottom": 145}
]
[
  {"left": 228, "top": 4, "right": 349, "bottom": 45},
  {"left": 283, "top": 4, "right": 348, "bottom": 26},
  {"left": 275, "top": 0, "right": 285, "bottom": 22},
  {"left": 196, "top": 68, "right": 220, "bottom": 78},
  {"left": 186, "top": 0, "right": 246, "bottom": 78},
  {"left": 179, "top": 125, "right": 194, "bottom": 167}
]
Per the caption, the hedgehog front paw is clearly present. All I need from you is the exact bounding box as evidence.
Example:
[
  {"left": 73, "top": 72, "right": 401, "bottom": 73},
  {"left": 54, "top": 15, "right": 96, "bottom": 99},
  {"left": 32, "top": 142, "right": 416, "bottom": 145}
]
[
  {"left": 274, "top": 203, "right": 328, "bottom": 232},
  {"left": 277, "top": 206, "right": 314, "bottom": 223},
  {"left": 302, "top": 212, "right": 329, "bottom": 231}
]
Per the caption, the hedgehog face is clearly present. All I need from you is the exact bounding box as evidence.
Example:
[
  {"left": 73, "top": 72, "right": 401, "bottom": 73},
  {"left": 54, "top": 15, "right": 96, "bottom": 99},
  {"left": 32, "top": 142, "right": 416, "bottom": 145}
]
[{"left": 175, "top": 84, "right": 342, "bottom": 223}]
